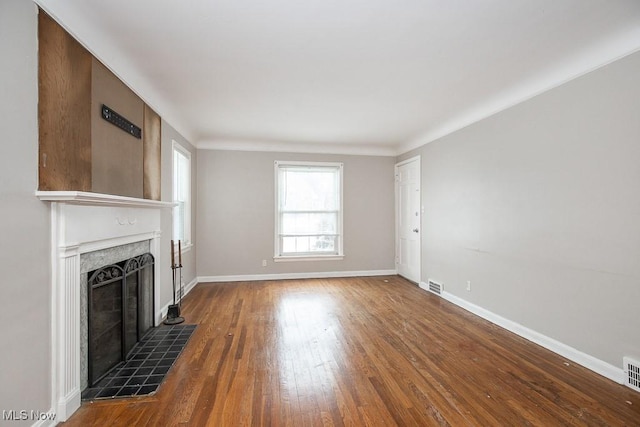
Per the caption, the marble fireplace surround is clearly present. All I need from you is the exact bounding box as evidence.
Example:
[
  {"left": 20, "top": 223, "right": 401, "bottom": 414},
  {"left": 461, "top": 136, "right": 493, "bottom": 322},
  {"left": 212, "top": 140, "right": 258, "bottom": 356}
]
[
  {"left": 37, "top": 191, "right": 174, "bottom": 422},
  {"left": 80, "top": 239, "right": 151, "bottom": 391}
]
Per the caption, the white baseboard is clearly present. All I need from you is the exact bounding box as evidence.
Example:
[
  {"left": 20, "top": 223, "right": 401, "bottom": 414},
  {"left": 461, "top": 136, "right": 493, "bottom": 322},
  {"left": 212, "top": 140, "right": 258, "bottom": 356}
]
[
  {"left": 198, "top": 269, "right": 397, "bottom": 283},
  {"left": 418, "top": 281, "right": 430, "bottom": 292},
  {"left": 48, "top": 388, "right": 79, "bottom": 425},
  {"left": 418, "top": 282, "right": 624, "bottom": 385},
  {"left": 182, "top": 277, "right": 198, "bottom": 297}
]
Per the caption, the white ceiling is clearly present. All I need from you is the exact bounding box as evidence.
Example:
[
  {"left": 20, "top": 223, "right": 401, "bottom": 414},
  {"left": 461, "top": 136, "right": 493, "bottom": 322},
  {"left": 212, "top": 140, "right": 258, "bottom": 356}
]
[{"left": 36, "top": 0, "right": 640, "bottom": 156}]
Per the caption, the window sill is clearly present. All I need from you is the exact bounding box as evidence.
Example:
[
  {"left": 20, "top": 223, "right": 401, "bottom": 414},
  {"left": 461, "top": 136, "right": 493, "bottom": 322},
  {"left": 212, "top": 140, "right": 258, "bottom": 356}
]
[{"left": 273, "top": 255, "right": 344, "bottom": 263}]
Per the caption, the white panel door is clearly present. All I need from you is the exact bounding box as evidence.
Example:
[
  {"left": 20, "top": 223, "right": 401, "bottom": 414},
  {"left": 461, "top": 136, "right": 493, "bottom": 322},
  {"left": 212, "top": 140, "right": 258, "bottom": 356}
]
[{"left": 396, "top": 157, "right": 421, "bottom": 283}]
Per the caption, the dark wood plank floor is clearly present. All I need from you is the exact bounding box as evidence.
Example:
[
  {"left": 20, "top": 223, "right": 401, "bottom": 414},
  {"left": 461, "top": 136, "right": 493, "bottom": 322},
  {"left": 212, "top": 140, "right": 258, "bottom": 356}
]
[{"left": 64, "top": 276, "right": 640, "bottom": 426}]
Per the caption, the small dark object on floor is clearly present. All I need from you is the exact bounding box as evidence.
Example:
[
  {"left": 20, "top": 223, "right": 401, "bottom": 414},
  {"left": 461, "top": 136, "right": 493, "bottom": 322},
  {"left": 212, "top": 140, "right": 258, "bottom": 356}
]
[
  {"left": 164, "top": 304, "right": 184, "bottom": 325},
  {"left": 82, "top": 324, "right": 196, "bottom": 400}
]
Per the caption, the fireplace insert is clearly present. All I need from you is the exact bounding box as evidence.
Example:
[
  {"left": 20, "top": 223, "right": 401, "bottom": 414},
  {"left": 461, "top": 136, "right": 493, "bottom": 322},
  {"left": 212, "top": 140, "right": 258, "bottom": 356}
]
[{"left": 87, "top": 253, "right": 154, "bottom": 386}]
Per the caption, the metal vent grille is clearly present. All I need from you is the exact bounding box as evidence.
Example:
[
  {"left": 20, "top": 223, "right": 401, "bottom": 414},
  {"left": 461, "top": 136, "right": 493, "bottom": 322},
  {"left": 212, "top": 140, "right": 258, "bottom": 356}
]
[
  {"left": 428, "top": 279, "right": 443, "bottom": 295},
  {"left": 624, "top": 357, "right": 640, "bottom": 393}
]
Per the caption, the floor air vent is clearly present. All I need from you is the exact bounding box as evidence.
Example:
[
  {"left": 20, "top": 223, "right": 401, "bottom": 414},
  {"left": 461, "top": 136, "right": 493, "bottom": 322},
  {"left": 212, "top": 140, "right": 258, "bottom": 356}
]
[
  {"left": 427, "top": 279, "right": 443, "bottom": 295},
  {"left": 624, "top": 357, "right": 640, "bottom": 392}
]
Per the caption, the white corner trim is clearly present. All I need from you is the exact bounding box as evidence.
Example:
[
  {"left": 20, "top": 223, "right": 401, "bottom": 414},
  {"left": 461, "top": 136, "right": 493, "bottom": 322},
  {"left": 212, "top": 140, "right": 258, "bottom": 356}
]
[
  {"left": 197, "top": 138, "right": 396, "bottom": 157},
  {"left": 395, "top": 155, "right": 421, "bottom": 168},
  {"left": 397, "top": 35, "right": 640, "bottom": 157},
  {"left": 419, "top": 284, "right": 624, "bottom": 385},
  {"left": 198, "top": 269, "right": 397, "bottom": 283},
  {"left": 418, "top": 281, "right": 430, "bottom": 292}
]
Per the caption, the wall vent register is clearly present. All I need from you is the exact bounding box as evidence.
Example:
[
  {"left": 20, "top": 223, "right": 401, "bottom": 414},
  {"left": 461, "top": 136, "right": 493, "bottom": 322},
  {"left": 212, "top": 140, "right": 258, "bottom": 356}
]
[
  {"left": 428, "top": 279, "right": 443, "bottom": 295},
  {"left": 624, "top": 357, "right": 640, "bottom": 393}
]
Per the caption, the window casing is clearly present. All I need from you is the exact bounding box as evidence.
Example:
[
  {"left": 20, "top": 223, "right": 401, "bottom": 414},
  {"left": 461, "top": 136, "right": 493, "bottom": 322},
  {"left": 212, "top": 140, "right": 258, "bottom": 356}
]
[
  {"left": 275, "top": 161, "right": 344, "bottom": 261},
  {"left": 172, "top": 141, "right": 191, "bottom": 247}
]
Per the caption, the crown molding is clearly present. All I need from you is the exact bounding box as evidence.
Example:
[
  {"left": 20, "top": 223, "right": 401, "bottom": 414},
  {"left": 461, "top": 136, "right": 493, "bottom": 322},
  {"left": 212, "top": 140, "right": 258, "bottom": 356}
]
[
  {"left": 197, "top": 138, "right": 397, "bottom": 157},
  {"left": 35, "top": 0, "right": 640, "bottom": 159},
  {"left": 398, "top": 28, "right": 640, "bottom": 156}
]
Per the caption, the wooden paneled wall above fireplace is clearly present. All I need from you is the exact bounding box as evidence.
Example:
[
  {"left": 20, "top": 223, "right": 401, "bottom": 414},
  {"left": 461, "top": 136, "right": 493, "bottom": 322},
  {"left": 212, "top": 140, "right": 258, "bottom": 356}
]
[{"left": 38, "top": 10, "right": 161, "bottom": 200}]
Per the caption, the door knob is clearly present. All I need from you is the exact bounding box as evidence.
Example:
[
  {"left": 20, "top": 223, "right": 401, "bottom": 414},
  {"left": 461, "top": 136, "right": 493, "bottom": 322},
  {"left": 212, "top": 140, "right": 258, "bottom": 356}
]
[{"left": 413, "top": 228, "right": 419, "bottom": 233}]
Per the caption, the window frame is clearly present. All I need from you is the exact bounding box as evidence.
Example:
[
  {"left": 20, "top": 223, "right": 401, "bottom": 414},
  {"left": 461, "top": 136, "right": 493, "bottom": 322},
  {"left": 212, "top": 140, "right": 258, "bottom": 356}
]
[
  {"left": 274, "top": 160, "right": 344, "bottom": 262},
  {"left": 172, "top": 140, "right": 192, "bottom": 250}
]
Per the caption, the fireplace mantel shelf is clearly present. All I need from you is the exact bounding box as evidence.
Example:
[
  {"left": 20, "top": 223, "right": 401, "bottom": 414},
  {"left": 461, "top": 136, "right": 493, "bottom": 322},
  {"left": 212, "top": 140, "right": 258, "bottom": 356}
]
[{"left": 36, "top": 191, "right": 175, "bottom": 208}]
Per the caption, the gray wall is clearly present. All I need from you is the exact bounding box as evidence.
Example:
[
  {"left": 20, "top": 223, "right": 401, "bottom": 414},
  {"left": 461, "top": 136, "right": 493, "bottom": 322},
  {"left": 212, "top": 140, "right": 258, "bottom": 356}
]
[
  {"left": 0, "top": 4, "right": 199, "bottom": 423},
  {"left": 398, "top": 51, "right": 640, "bottom": 368},
  {"left": 161, "top": 121, "right": 197, "bottom": 306},
  {"left": 197, "top": 150, "right": 395, "bottom": 277},
  {"left": 0, "top": 1, "right": 52, "bottom": 424}
]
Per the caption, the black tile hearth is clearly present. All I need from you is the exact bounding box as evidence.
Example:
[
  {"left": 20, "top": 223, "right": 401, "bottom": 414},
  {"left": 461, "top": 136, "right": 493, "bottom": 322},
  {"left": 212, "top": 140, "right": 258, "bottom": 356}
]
[{"left": 82, "top": 324, "right": 196, "bottom": 400}]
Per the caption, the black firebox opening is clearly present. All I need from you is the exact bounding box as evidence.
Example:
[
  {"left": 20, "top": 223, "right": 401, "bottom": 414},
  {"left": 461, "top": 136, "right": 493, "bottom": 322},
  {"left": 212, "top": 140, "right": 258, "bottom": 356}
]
[{"left": 87, "top": 253, "right": 154, "bottom": 386}]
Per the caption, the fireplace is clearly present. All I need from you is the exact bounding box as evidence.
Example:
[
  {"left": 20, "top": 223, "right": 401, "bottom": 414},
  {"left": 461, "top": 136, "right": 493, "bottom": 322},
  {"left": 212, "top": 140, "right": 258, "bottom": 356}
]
[
  {"left": 87, "top": 253, "right": 155, "bottom": 386},
  {"left": 36, "top": 191, "right": 173, "bottom": 421}
]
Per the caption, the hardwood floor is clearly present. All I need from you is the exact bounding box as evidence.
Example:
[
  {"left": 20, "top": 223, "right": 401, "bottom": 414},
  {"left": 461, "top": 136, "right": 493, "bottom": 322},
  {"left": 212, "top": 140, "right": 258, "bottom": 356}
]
[{"left": 64, "top": 276, "right": 640, "bottom": 426}]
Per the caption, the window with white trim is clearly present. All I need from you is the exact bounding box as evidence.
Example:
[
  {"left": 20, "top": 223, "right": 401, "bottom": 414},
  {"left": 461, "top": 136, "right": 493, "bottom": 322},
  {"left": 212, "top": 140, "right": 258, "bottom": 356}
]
[
  {"left": 173, "top": 141, "right": 191, "bottom": 246},
  {"left": 275, "top": 161, "right": 344, "bottom": 260}
]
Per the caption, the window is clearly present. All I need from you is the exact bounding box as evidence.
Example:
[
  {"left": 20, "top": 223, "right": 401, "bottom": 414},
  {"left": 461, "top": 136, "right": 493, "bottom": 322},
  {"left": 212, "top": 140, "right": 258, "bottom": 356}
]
[
  {"left": 275, "top": 161, "right": 343, "bottom": 261},
  {"left": 173, "top": 141, "right": 191, "bottom": 246}
]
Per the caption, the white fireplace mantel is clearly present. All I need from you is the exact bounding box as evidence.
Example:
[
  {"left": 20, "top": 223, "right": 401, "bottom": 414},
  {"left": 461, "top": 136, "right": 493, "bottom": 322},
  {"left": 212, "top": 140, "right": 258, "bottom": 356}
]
[
  {"left": 36, "top": 190, "right": 176, "bottom": 208},
  {"left": 37, "top": 191, "right": 173, "bottom": 422}
]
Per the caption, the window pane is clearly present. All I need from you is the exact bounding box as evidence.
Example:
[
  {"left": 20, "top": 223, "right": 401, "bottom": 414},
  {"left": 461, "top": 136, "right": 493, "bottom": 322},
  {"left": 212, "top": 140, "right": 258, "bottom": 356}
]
[
  {"left": 281, "top": 212, "right": 337, "bottom": 235},
  {"left": 282, "top": 236, "right": 297, "bottom": 253},
  {"left": 280, "top": 168, "right": 338, "bottom": 211},
  {"left": 174, "top": 201, "right": 185, "bottom": 241},
  {"left": 309, "top": 235, "right": 336, "bottom": 252},
  {"left": 281, "top": 235, "right": 337, "bottom": 254},
  {"left": 276, "top": 162, "right": 342, "bottom": 257},
  {"left": 177, "top": 153, "right": 189, "bottom": 201},
  {"left": 173, "top": 144, "right": 190, "bottom": 244}
]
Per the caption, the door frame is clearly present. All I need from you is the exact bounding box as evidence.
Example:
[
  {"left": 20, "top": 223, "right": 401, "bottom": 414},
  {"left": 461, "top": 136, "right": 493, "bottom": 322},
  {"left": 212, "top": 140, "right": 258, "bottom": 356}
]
[{"left": 395, "top": 155, "right": 421, "bottom": 283}]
